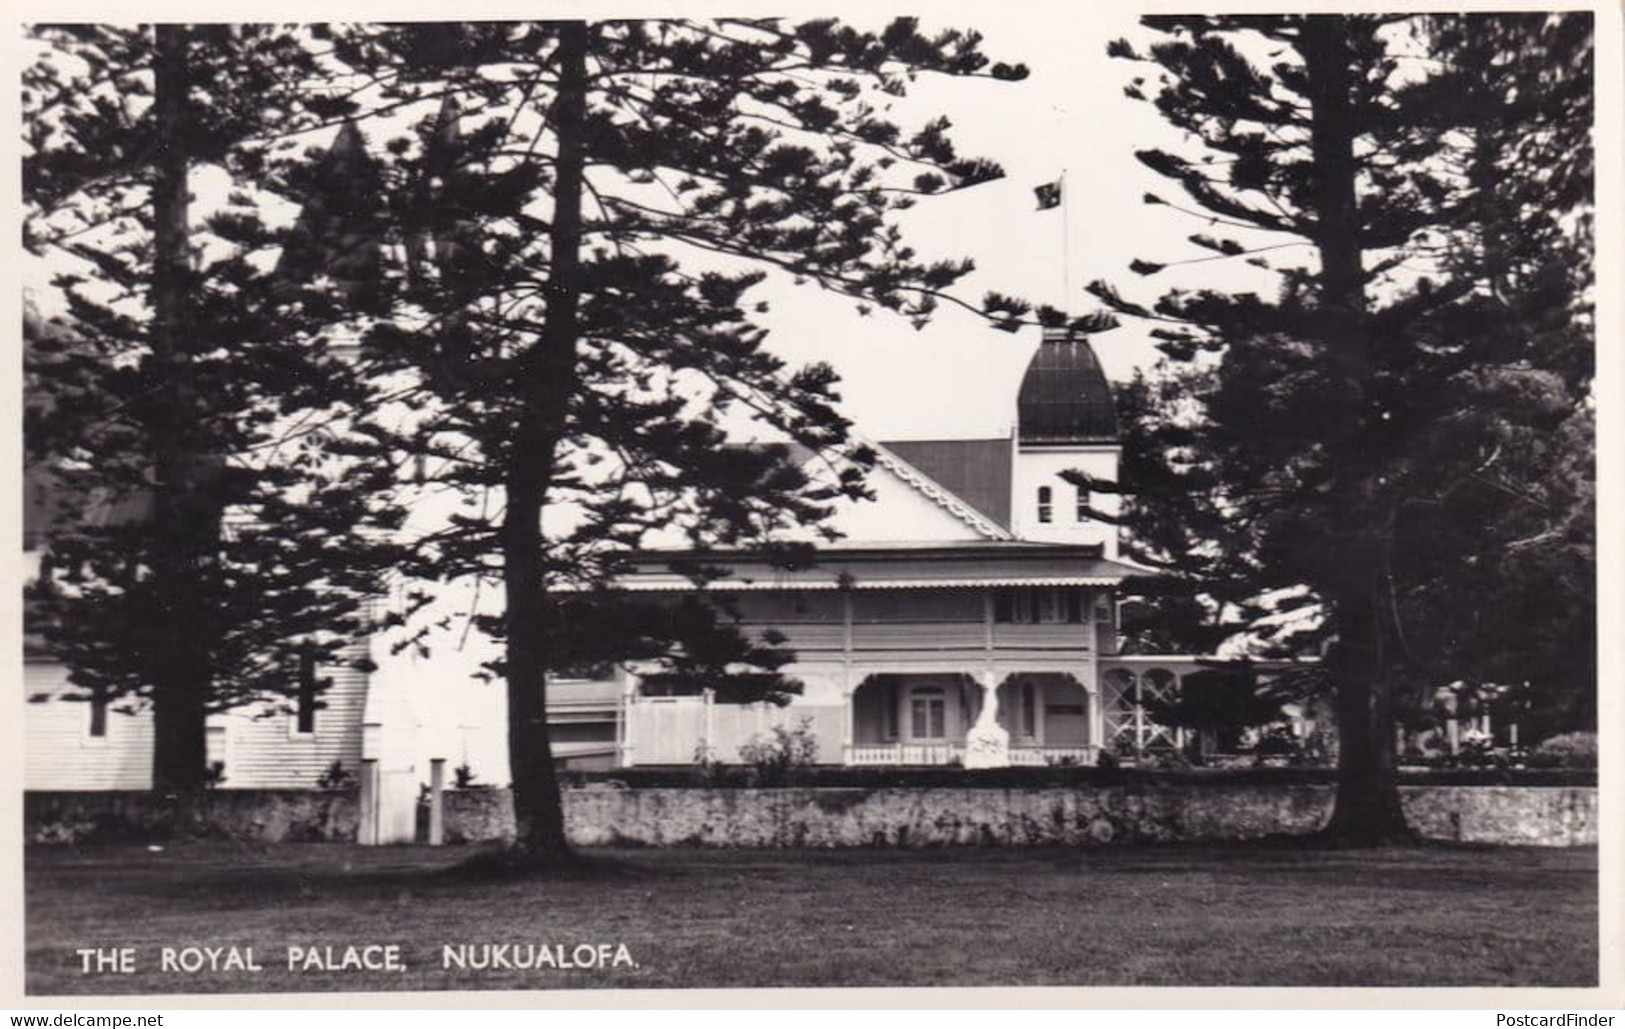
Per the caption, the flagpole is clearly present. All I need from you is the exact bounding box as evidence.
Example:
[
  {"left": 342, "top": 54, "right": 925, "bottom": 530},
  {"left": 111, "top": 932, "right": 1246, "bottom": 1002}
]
[{"left": 1060, "top": 168, "right": 1070, "bottom": 312}]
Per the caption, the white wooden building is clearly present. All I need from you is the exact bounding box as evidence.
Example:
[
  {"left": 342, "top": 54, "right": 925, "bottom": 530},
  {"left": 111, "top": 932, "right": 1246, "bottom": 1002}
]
[
  {"left": 601, "top": 327, "right": 1208, "bottom": 770},
  {"left": 21, "top": 117, "right": 1224, "bottom": 819},
  {"left": 24, "top": 325, "right": 1232, "bottom": 800}
]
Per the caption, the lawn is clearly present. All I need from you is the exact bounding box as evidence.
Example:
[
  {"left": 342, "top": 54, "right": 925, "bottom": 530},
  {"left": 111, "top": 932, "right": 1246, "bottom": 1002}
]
[{"left": 25, "top": 841, "right": 1596, "bottom": 994}]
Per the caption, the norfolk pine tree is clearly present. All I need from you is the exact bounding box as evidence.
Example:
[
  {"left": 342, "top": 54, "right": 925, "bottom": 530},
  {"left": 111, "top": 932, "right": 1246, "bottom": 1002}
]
[
  {"left": 327, "top": 19, "right": 1029, "bottom": 860},
  {"left": 23, "top": 25, "right": 402, "bottom": 797},
  {"left": 1095, "top": 14, "right": 1593, "bottom": 842}
]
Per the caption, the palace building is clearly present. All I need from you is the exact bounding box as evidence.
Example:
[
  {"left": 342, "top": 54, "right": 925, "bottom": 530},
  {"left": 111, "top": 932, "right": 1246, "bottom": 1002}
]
[{"left": 22, "top": 122, "right": 1234, "bottom": 843}]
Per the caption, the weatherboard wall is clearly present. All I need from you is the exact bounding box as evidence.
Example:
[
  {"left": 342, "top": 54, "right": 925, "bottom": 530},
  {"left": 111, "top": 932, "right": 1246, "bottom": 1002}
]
[{"left": 24, "top": 646, "right": 370, "bottom": 792}]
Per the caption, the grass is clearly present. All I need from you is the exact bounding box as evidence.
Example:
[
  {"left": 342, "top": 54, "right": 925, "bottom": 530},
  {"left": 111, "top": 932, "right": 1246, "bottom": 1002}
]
[{"left": 25, "top": 841, "right": 1597, "bottom": 994}]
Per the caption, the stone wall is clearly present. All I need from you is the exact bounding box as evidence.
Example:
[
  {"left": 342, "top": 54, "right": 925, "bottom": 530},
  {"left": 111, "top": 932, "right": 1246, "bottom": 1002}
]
[
  {"left": 24, "top": 784, "right": 1597, "bottom": 847},
  {"left": 26, "top": 789, "right": 358, "bottom": 844},
  {"left": 555, "top": 784, "right": 1596, "bottom": 848}
]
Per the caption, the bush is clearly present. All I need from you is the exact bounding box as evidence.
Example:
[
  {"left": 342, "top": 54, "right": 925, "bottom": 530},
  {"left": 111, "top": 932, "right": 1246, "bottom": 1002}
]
[
  {"left": 31, "top": 817, "right": 97, "bottom": 845},
  {"left": 691, "top": 740, "right": 734, "bottom": 787},
  {"left": 317, "top": 760, "right": 356, "bottom": 791},
  {"left": 1530, "top": 732, "right": 1597, "bottom": 769},
  {"left": 736, "top": 718, "right": 820, "bottom": 787},
  {"left": 454, "top": 763, "right": 492, "bottom": 790},
  {"left": 1251, "top": 725, "right": 1301, "bottom": 763},
  {"left": 1455, "top": 728, "right": 1502, "bottom": 768},
  {"left": 204, "top": 760, "right": 227, "bottom": 789}
]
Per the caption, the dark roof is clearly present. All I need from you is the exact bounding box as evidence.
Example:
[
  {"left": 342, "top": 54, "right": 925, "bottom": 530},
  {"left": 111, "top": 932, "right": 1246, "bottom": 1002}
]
[
  {"left": 274, "top": 122, "right": 384, "bottom": 306},
  {"left": 1017, "top": 329, "right": 1119, "bottom": 444},
  {"left": 881, "top": 438, "right": 1011, "bottom": 530}
]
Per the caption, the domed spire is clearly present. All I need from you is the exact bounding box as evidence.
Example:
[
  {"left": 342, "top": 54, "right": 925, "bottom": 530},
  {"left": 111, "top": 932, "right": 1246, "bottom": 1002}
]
[{"left": 1017, "top": 328, "right": 1119, "bottom": 444}]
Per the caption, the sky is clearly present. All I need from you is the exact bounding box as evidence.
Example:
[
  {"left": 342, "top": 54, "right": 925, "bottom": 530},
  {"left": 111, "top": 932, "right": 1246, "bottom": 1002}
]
[
  {"left": 19, "top": 10, "right": 1286, "bottom": 446},
  {"left": 736, "top": 8, "right": 1282, "bottom": 442}
]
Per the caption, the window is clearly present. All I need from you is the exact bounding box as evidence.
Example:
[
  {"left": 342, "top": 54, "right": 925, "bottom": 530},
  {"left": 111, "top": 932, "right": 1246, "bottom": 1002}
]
[
  {"left": 295, "top": 652, "right": 319, "bottom": 735},
  {"left": 88, "top": 686, "right": 108, "bottom": 739},
  {"left": 994, "top": 588, "right": 1087, "bottom": 625},
  {"left": 1075, "top": 484, "right": 1090, "bottom": 522},
  {"left": 1021, "top": 680, "right": 1037, "bottom": 737},
  {"left": 1037, "top": 486, "right": 1053, "bottom": 523},
  {"left": 1066, "top": 590, "right": 1085, "bottom": 624},
  {"left": 909, "top": 687, "right": 947, "bottom": 740},
  {"left": 638, "top": 675, "right": 707, "bottom": 699}
]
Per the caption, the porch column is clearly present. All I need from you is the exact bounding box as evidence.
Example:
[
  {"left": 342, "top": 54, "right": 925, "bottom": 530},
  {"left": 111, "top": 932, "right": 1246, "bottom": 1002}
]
[
  {"left": 1088, "top": 671, "right": 1104, "bottom": 762},
  {"left": 841, "top": 688, "right": 855, "bottom": 766},
  {"left": 701, "top": 687, "right": 716, "bottom": 764},
  {"left": 427, "top": 758, "right": 445, "bottom": 846},
  {"left": 620, "top": 669, "right": 640, "bottom": 768},
  {"left": 964, "top": 669, "right": 1010, "bottom": 769}
]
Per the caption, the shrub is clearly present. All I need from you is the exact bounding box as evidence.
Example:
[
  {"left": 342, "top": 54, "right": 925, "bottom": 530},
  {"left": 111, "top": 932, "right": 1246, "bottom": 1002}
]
[
  {"left": 1530, "top": 732, "right": 1597, "bottom": 769},
  {"left": 691, "top": 740, "right": 735, "bottom": 787},
  {"left": 1456, "top": 728, "right": 1503, "bottom": 768},
  {"left": 204, "top": 760, "right": 227, "bottom": 789},
  {"left": 737, "top": 718, "right": 819, "bottom": 787},
  {"left": 317, "top": 760, "right": 356, "bottom": 791},
  {"left": 1251, "top": 724, "right": 1301, "bottom": 762},
  {"left": 32, "top": 818, "right": 97, "bottom": 845},
  {"left": 454, "top": 763, "right": 492, "bottom": 789}
]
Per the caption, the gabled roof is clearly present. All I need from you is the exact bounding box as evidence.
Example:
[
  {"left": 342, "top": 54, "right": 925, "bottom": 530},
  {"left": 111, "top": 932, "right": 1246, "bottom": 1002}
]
[
  {"left": 274, "top": 122, "right": 385, "bottom": 307},
  {"left": 880, "top": 438, "right": 1011, "bottom": 530},
  {"left": 863, "top": 438, "right": 1012, "bottom": 541}
]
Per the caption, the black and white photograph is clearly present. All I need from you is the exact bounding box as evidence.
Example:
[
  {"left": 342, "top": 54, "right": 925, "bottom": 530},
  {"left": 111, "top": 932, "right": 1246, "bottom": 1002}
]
[{"left": 12, "top": 2, "right": 1614, "bottom": 1003}]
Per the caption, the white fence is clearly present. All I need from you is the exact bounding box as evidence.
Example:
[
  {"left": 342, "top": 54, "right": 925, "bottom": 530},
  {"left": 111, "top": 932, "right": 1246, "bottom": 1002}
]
[
  {"left": 626, "top": 699, "right": 845, "bottom": 766},
  {"left": 848, "top": 743, "right": 1096, "bottom": 766},
  {"left": 848, "top": 742, "right": 967, "bottom": 765}
]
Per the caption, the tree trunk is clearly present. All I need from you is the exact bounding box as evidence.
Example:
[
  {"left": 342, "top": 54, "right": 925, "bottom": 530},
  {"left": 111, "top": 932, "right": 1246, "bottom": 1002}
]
[
  {"left": 1320, "top": 580, "right": 1412, "bottom": 844},
  {"left": 148, "top": 23, "right": 215, "bottom": 802},
  {"left": 501, "top": 20, "right": 590, "bottom": 863},
  {"left": 1301, "top": 16, "right": 1413, "bottom": 845}
]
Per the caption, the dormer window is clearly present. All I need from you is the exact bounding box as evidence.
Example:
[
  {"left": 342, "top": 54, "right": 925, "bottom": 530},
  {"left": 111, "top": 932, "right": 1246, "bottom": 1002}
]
[{"left": 1037, "top": 486, "right": 1053, "bottom": 523}]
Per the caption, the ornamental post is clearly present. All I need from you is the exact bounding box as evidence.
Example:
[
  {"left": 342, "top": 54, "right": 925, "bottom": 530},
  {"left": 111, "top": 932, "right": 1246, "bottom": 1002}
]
[{"left": 963, "top": 669, "right": 1010, "bottom": 769}]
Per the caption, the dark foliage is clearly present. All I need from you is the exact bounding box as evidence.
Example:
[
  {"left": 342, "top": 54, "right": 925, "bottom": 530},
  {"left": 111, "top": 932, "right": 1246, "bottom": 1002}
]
[
  {"left": 23, "top": 26, "right": 405, "bottom": 793},
  {"left": 1096, "top": 14, "right": 1593, "bottom": 842},
  {"left": 322, "top": 19, "right": 1029, "bottom": 858}
]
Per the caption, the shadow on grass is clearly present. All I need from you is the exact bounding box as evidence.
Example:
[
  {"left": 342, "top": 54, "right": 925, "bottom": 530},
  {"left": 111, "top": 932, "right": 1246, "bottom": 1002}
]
[
  {"left": 444, "top": 845, "right": 647, "bottom": 883},
  {"left": 28, "top": 834, "right": 1593, "bottom": 904},
  {"left": 27, "top": 840, "right": 664, "bottom": 908}
]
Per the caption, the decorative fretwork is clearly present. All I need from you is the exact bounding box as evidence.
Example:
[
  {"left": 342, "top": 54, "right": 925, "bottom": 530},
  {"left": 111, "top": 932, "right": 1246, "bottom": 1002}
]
[
  {"left": 1101, "top": 667, "right": 1183, "bottom": 760},
  {"left": 1102, "top": 669, "right": 1138, "bottom": 755}
]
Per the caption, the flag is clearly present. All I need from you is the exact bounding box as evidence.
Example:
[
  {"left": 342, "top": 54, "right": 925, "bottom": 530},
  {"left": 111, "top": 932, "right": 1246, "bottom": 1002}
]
[{"left": 1034, "top": 179, "right": 1062, "bottom": 210}]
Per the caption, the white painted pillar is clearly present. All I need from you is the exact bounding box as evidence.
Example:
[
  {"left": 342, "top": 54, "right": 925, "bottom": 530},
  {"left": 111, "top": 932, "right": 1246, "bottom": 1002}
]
[
  {"left": 427, "top": 758, "right": 445, "bottom": 846},
  {"left": 357, "top": 759, "right": 380, "bottom": 846},
  {"left": 1088, "top": 677, "right": 1104, "bottom": 762},
  {"left": 620, "top": 670, "right": 640, "bottom": 768},
  {"left": 842, "top": 689, "right": 855, "bottom": 766},
  {"left": 963, "top": 669, "right": 1010, "bottom": 769},
  {"left": 702, "top": 687, "right": 716, "bottom": 764}
]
